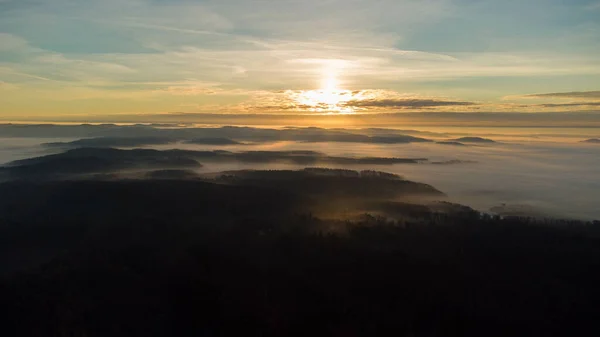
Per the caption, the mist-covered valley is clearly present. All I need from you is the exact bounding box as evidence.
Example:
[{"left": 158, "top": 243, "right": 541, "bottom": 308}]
[
  {"left": 2, "top": 124, "right": 598, "bottom": 220},
  {"left": 2, "top": 123, "right": 600, "bottom": 337}
]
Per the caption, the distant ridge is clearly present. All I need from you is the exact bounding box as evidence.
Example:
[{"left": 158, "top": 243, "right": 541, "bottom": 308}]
[
  {"left": 44, "top": 137, "right": 178, "bottom": 148},
  {"left": 451, "top": 137, "right": 496, "bottom": 143},
  {"left": 1, "top": 148, "right": 430, "bottom": 180},
  {"left": 436, "top": 141, "right": 467, "bottom": 146},
  {"left": 185, "top": 138, "right": 242, "bottom": 145}
]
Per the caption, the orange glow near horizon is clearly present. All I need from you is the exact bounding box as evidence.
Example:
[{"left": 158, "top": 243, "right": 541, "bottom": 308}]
[{"left": 292, "top": 70, "right": 360, "bottom": 113}]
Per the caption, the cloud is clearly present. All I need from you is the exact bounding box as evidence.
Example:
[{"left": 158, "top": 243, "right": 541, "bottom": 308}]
[
  {"left": 0, "top": 33, "right": 30, "bottom": 51},
  {"left": 1, "top": 0, "right": 600, "bottom": 117},
  {"left": 343, "top": 98, "right": 477, "bottom": 109},
  {"left": 525, "top": 91, "right": 600, "bottom": 99},
  {"left": 538, "top": 102, "right": 600, "bottom": 108},
  {"left": 151, "top": 82, "right": 229, "bottom": 96},
  {"left": 232, "top": 89, "right": 480, "bottom": 113},
  {"left": 586, "top": 2, "right": 600, "bottom": 10},
  {"left": 0, "top": 81, "right": 19, "bottom": 90}
]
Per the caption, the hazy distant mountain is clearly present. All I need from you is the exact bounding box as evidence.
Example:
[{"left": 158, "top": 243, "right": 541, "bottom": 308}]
[
  {"left": 0, "top": 124, "right": 435, "bottom": 145},
  {"left": 431, "top": 160, "right": 477, "bottom": 165},
  {"left": 2, "top": 148, "right": 202, "bottom": 179},
  {"left": 359, "top": 128, "right": 448, "bottom": 137},
  {"left": 581, "top": 138, "right": 600, "bottom": 144},
  {"left": 45, "top": 137, "right": 179, "bottom": 148},
  {"left": 451, "top": 137, "right": 496, "bottom": 143},
  {"left": 436, "top": 141, "right": 467, "bottom": 146},
  {"left": 185, "top": 138, "right": 242, "bottom": 145},
  {"left": 1, "top": 148, "right": 430, "bottom": 180}
]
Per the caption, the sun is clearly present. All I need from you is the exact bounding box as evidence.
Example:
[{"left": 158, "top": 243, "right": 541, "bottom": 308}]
[
  {"left": 295, "top": 72, "right": 354, "bottom": 113},
  {"left": 322, "top": 74, "right": 338, "bottom": 92}
]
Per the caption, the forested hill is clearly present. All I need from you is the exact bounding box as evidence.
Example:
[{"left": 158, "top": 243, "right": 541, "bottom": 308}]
[{"left": 0, "top": 170, "right": 599, "bottom": 337}]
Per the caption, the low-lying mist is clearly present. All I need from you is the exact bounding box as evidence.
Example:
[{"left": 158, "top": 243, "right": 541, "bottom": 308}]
[
  {"left": 2, "top": 124, "right": 600, "bottom": 337},
  {"left": 135, "top": 141, "right": 600, "bottom": 220},
  {"left": 1, "top": 124, "right": 599, "bottom": 220}
]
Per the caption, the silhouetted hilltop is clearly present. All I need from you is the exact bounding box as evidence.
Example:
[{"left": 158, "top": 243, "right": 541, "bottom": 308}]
[
  {"left": 146, "top": 169, "right": 200, "bottom": 179},
  {"left": 0, "top": 175, "right": 599, "bottom": 337},
  {"left": 2, "top": 148, "right": 432, "bottom": 180},
  {"left": 213, "top": 168, "right": 441, "bottom": 202},
  {"left": 302, "top": 167, "right": 361, "bottom": 177},
  {"left": 436, "top": 141, "right": 467, "bottom": 146},
  {"left": 366, "top": 135, "right": 432, "bottom": 144},
  {"left": 44, "top": 137, "right": 179, "bottom": 148},
  {"left": 185, "top": 138, "right": 242, "bottom": 145},
  {"left": 452, "top": 137, "right": 496, "bottom": 143},
  {"left": 0, "top": 124, "right": 434, "bottom": 144},
  {"left": 232, "top": 151, "right": 427, "bottom": 165},
  {"left": 0, "top": 169, "right": 446, "bottom": 277},
  {"left": 360, "top": 128, "right": 447, "bottom": 137},
  {"left": 208, "top": 168, "right": 444, "bottom": 219},
  {"left": 582, "top": 138, "right": 600, "bottom": 143},
  {"left": 2, "top": 148, "right": 202, "bottom": 179},
  {"left": 231, "top": 167, "right": 404, "bottom": 180}
]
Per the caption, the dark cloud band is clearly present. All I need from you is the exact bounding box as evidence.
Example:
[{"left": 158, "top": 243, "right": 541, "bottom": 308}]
[
  {"left": 526, "top": 91, "right": 600, "bottom": 99},
  {"left": 342, "top": 98, "right": 477, "bottom": 109}
]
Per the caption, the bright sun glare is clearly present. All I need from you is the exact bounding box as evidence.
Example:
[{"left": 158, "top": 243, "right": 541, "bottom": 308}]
[{"left": 294, "top": 71, "right": 357, "bottom": 113}]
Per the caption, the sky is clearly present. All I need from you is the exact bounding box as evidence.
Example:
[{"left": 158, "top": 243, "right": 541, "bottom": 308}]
[{"left": 1, "top": 0, "right": 600, "bottom": 124}]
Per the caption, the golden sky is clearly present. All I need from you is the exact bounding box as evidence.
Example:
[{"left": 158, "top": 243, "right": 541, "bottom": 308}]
[{"left": 1, "top": 0, "right": 600, "bottom": 123}]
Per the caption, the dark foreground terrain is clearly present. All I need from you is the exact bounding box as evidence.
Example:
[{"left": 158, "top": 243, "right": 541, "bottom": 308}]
[{"left": 1, "top": 168, "right": 599, "bottom": 337}]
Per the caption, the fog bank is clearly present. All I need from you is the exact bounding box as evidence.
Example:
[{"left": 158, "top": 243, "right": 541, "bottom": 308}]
[{"left": 1, "top": 126, "right": 599, "bottom": 220}]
